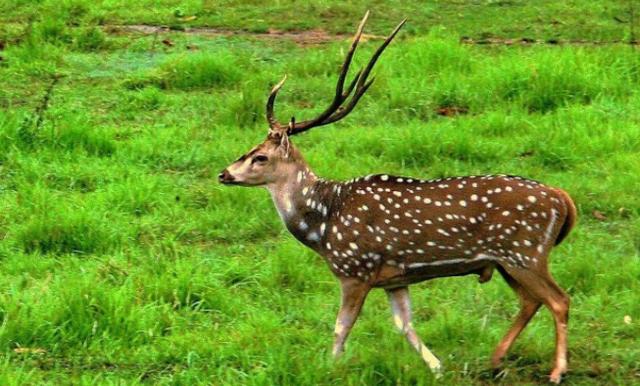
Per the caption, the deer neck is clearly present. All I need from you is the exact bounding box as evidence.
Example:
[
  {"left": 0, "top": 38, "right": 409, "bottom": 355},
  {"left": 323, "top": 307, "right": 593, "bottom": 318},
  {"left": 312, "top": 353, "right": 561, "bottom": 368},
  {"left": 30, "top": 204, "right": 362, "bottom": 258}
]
[{"left": 266, "top": 163, "right": 334, "bottom": 245}]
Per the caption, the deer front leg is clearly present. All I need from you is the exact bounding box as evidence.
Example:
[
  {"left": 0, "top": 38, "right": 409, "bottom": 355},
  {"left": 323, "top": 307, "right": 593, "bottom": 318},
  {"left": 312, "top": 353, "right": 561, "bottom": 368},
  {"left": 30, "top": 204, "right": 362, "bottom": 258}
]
[
  {"left": 386, "top": 286, "right": 442, "bottom": 376},
  {"left": 332, "top": 278, "right": 371, "bottom": 357}
]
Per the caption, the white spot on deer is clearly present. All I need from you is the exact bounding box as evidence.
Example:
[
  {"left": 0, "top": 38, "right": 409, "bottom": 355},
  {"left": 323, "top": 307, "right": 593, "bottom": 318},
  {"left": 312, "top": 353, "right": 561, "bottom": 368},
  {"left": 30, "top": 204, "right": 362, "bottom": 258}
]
[
  {"left": 470, "top": 194, "right": 478, "bottom": 201},
  {"left": 459, "top": 200, "right": 467, "bottom": 207},
  {"left": 502, "top": 211, "right": 510, "bottom": 216},
  {"left": 435, "top": 201, "right": 442, "bottom": 207},
  {"left": 320, "top": 222, "right": 326, "bottom": 235},
  {"left": 380, "top": 175, "right": 389, "bottom": 181},
  {"left": 307, "top": 232, "right": 320, "bottom": 242},
  {"left": 542, "top": 209, "right": 558, "bottom": 245},
  {"left": 349, "top": 242, "right": 358, "bottom": 250},
  {"left": 528, "top": 195, "right": 537, "bottom": 203}
]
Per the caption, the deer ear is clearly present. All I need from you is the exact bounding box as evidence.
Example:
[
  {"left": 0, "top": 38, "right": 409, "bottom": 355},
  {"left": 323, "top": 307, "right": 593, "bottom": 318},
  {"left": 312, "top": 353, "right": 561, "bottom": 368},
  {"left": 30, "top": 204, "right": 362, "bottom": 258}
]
[{"left": 278, "top": 131, "right": 291, "bottom": 158}]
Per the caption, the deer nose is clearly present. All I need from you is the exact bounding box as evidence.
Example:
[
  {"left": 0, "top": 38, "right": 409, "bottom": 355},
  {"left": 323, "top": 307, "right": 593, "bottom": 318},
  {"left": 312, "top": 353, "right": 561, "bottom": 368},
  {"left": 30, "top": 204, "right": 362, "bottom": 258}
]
[{"left": 218, "top": 169, "right": 235, "bottom": 184}]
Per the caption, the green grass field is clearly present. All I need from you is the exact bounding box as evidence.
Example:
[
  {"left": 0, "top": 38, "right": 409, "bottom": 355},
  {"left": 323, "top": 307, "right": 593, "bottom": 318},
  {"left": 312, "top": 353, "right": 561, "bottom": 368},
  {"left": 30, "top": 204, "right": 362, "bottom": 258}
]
[{"left": 1, "top": 1, "right": 639, "bottom": 384}]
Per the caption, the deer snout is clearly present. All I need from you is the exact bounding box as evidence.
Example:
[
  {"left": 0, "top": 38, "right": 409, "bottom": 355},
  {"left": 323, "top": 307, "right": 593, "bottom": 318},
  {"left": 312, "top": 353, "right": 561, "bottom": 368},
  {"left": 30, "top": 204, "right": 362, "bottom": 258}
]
[{"left": 218, "top": 169, "right": 235, "bottom": 184}]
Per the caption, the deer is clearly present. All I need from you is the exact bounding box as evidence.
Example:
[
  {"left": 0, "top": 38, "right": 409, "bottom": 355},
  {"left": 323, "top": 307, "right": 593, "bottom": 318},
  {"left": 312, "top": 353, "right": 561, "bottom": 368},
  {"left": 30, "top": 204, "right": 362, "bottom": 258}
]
[{"left": 219, "top": 11, "right": 576, "bottom": 384}]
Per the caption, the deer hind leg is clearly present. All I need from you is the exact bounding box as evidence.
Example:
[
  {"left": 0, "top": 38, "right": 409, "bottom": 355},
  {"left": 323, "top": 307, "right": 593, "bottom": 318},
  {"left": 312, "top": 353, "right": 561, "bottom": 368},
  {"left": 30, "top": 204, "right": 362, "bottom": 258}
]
[
  {"left": 332, "top": 278, "right": 371, "bottom": 357},
  {"left": 491, "top": 267, "right": 542, "bottom": 368},
  {"left": 386, "top": 286, "right": 442, "bottom": 376},
  {"left": 502, "top": 266, "right": 570, "bottom": 384}
]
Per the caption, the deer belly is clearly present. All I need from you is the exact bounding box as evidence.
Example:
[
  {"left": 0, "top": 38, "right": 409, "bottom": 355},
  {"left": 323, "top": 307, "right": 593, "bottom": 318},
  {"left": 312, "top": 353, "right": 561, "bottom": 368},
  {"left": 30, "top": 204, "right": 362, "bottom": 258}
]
[{"left": 373, "top": 254, "right": 496, "bottom": 288}]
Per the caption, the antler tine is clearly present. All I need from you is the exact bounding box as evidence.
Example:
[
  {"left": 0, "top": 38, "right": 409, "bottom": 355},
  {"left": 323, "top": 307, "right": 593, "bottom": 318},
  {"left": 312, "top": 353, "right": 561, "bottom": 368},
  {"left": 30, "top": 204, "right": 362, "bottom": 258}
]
[
  {"left": 335, "top": 12, "right": 369, "bottom": 99},
  {"left": 342, "top": 68, "right": 362, "bottom": 99},
  {"left": 285, "top": 11, "right": 370, "bottom": 135},
  {"left": 264, "top": 13, "right": 405, "bottom": 137},
  {"left": 287, "top": 16, "right": 405, "bottom": 135},
  {"left": 266, "top": 75, "right": 288, "bottom": 132},
  {"left": 323, "top": 18, "right": 406, "bottom": 124}
]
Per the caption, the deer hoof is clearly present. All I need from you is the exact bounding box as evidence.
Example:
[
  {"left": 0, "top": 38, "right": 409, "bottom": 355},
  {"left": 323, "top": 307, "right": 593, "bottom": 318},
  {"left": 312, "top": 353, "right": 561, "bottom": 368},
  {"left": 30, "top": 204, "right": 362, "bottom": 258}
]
[
  {"left": 490, "top": 350, "right": 505, "bottom": 369},
  {"left": 431, "top": 364, "right": 443, "bottom": 378},
  {"left": 549, "top": 369, "right": 564, "bottom": 384}
]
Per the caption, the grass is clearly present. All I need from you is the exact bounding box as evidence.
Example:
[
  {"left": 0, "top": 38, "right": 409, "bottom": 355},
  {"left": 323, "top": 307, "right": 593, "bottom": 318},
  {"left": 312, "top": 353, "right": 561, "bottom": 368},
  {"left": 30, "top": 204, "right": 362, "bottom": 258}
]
[
  {"left": 0, "top": 0, "right": 636, "bottom": 41},
  {"left": 0, "top": 1, "right": 639, "bottom": 385}
]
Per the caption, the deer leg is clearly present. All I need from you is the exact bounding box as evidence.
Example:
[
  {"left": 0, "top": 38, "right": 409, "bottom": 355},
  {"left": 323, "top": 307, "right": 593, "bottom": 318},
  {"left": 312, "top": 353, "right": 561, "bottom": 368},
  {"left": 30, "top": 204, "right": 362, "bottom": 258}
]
[
  {"left": 386, "top": 286, "right": 442, "bottom": 375},
  {"left": 491, "top": 268, "right": 541, "bottom": 368},
  {"left": 332, "top": 278, "right": 371, "bottom": 357},
  {"left": 503, "top": 266, "right": 570, "bottom": 384}
]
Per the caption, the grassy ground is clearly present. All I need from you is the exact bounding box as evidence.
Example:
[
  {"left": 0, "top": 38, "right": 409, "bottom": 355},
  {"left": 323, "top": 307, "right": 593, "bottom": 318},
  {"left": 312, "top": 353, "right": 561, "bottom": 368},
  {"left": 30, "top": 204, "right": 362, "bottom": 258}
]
[{"left": 1, "top": 1, "right": 639, "bottom": 385}]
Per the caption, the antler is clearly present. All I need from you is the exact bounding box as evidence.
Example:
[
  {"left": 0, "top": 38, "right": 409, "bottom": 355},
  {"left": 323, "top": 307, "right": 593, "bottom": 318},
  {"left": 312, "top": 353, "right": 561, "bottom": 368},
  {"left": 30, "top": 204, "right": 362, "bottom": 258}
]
[{"left": 265, "top": 11, "right": 406, "bottom": 136}]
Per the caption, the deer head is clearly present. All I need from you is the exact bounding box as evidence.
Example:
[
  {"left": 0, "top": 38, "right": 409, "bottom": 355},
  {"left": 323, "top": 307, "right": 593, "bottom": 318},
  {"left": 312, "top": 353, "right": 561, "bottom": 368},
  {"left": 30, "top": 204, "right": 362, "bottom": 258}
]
[{"left": 219, "top": 11, "right": 406, "bottom": 188}]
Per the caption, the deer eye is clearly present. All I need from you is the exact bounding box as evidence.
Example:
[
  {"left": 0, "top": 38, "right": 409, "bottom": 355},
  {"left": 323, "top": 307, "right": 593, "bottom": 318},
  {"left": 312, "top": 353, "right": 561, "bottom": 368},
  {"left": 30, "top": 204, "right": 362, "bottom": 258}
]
[{"left": 252, "top": 155, "right": 268, "bottom": 164}]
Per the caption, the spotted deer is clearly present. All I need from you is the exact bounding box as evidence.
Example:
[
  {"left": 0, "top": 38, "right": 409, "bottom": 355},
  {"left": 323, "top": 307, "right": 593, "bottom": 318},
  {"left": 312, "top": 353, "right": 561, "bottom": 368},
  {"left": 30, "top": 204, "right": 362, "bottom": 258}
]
[{"left": 219, "top": 12, "right": 576, "bottom": 384}]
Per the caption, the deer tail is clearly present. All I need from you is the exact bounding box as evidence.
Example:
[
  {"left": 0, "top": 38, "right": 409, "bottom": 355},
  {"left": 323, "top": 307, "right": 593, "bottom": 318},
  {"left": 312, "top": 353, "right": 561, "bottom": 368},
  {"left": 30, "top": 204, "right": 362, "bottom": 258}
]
[{"left": 554, "top": 188, "right": 577, "bottom": 246}]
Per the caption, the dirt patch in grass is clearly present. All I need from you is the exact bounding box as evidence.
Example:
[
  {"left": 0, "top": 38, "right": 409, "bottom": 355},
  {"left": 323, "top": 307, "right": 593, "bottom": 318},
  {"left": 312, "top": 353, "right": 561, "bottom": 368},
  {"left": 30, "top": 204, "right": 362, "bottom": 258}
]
[
  {"left": 105, "top": 24, "right": 346, "bottom": 45},
  {"left": 460, "top": 36, "right": 639, "bottom": 46},
  {"left": 104, "top": 25, "right": 640, "bottom": 46},
  {"left": 104, "top": 24, "right": 391, "bottom": 45}
]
